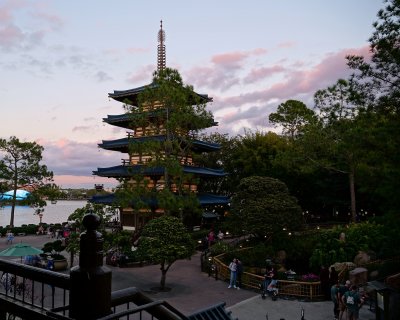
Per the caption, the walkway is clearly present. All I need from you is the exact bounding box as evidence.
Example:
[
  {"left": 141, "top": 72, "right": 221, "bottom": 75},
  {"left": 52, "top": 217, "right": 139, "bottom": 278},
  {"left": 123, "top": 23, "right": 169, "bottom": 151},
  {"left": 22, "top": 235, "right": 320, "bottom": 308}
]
[{"left": 0, "top": 234, "right": 376, "bottom": 319}]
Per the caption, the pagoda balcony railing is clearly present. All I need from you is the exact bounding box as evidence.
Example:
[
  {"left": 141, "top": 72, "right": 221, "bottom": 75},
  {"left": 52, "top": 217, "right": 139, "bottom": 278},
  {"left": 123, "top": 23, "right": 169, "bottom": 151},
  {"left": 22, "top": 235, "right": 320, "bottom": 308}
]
[{"left": 0, "top": 260, "right": 188, "bottom": 320}]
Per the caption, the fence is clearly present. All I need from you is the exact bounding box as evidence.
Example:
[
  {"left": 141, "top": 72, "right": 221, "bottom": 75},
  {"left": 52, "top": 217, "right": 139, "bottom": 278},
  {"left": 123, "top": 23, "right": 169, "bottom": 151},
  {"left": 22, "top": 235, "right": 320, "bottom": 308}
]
[{"left": 210, "top": 254, "right": 323, "bottom": 300}]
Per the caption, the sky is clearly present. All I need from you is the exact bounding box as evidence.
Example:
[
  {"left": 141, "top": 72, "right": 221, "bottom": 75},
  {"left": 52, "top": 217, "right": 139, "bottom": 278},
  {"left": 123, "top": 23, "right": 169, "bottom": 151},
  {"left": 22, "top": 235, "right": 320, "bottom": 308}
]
[{"left": 0, "top": 0, "right": 384, "bottom": 189}]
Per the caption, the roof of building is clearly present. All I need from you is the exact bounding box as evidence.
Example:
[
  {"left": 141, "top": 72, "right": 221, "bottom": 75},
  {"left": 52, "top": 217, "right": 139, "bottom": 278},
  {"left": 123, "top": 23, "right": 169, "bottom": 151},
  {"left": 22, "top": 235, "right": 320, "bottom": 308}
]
[
  {"left": 93, "top": 165, "right": 227, "bottom": 178},
  {"left": 99, "top": 135, "right": 221, "bottom": 153},
  {"left": 89, "top": 192, "right": 230, "bottom": 207},
  {"left": 103, "top": 112, "right": 218, "bottom": 129},
  {"left": 108, "top": 82, "right": 212, "bottom": 105}
]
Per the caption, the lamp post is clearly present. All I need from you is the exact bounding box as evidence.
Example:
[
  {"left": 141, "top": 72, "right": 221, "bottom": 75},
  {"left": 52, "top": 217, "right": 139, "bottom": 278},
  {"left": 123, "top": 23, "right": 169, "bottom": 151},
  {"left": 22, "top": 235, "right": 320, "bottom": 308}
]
[{"left": 39, "top": 213, "right": 43, "bottom": 224}]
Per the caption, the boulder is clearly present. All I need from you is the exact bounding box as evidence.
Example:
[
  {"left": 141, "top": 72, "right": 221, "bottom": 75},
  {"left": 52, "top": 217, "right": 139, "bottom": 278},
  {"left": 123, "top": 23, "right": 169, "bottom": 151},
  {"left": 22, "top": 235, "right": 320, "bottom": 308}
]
[
  {"left": 354, "top": 251, "right": 375, "bottom": 266},
  {"left": 349, "top": 267, "right": 368, "bottom": 286}
]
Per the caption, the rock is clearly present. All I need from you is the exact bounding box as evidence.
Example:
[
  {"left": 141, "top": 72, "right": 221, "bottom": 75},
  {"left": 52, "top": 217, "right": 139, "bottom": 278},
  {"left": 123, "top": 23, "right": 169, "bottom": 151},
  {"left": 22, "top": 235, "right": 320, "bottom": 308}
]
[
  {"left": 331, "top": 262, "right": 356, "bottom": 273},
  {"left": 354, "top": 251, "right": 374, "bottom": 266},
  {"left": 385, "top": 273, "right": 400, "bottom": 290},
  {"left": 349, "top": 267, "right": 368, "bottom": 286}
]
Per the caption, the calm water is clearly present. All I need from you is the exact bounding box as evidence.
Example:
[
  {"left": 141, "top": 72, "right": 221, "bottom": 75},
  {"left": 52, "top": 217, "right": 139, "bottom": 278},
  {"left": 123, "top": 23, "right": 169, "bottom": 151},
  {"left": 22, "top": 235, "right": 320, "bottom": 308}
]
[{"left": 0, "top": 200, "right": 88, "bottom": 227}]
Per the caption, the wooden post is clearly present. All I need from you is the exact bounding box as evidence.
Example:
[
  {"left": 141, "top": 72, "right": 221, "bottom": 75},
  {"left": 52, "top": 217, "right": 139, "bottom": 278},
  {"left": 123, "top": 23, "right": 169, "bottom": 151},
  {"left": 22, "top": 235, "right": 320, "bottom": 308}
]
[{"left": 69, "top": 213, "right": 112, "bottom": 319}]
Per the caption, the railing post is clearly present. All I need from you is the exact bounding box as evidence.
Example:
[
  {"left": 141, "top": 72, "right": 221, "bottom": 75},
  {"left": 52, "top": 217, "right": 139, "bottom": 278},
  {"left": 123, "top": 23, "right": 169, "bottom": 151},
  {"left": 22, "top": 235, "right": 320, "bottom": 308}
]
[{"left": 69, "top": 213, "right": 112, "bottom": 319}]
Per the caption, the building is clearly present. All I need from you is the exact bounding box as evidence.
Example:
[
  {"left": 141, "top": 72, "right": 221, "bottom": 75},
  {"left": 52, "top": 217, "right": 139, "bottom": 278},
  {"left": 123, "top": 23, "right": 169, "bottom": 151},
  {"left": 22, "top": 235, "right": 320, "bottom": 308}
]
[{"left": 91, "top": 22, "right": 229, "bottom": 230}]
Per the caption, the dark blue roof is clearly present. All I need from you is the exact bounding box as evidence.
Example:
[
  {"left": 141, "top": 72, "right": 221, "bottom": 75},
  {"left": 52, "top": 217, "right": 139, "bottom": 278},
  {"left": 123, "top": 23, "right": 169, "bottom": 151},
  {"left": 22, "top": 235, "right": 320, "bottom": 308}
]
[
  {"left": 93, "top": 165, "right": 227, "bottom": 178},
  {"left": 103, "top": 113, "right": 218, "bottom": 129},
  {"left": 99, "top": 135, "right": 221, "bottom": 153},
  {"left": 109, "top": 82, "right": 212, "bottom": 105},
  {"left": 89, "top": 193, "right": 230, "bottom": 207}
]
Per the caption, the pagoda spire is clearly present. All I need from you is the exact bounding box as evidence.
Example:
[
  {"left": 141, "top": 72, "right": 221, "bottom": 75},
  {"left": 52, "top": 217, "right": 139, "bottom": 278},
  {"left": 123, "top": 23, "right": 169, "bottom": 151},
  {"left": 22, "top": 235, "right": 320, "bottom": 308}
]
[{"left": 157, "top": 20, "right": 166, "bottom": 71}]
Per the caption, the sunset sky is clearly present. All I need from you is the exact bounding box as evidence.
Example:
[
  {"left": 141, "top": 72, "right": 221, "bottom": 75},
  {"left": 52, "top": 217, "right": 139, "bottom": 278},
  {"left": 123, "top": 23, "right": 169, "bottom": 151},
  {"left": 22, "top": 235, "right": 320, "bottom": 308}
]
[{"left": 0, "top": 0, "right": 383, "bottom": 188}]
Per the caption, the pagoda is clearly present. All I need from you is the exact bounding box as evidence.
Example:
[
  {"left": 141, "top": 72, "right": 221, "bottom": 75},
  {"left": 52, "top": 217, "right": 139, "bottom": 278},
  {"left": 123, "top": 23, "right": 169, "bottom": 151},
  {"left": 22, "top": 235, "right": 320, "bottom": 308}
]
[{"left": 91, "top": 22, "right": 229, "bottom": 229}]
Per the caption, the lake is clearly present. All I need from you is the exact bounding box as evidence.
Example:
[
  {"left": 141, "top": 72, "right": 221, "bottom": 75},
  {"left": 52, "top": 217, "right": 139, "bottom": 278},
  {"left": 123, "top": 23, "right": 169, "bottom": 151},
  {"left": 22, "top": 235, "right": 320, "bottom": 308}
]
[{"left": 0, "top": 200, "right": 88, "bottom": 227}]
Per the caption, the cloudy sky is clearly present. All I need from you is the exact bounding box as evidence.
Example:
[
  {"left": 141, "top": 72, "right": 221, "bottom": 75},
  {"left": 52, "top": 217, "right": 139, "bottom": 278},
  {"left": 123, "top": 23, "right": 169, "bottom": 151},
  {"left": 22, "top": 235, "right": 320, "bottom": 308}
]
[{"left": 0, "top": 0, "right": 383, "bottom": 188}]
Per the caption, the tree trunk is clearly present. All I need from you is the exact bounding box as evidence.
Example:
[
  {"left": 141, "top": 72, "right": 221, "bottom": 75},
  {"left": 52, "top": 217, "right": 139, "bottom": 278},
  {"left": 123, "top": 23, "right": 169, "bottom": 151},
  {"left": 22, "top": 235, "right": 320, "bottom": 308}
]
[
  {"left": 9, "top": 187, "right": 17, "bottom": 228},
  {"left": 348, "top": 169, "right": 356, "bottom": 223},
  {"left": 160, "top": 269, "right": 167, "bottom": 290}
]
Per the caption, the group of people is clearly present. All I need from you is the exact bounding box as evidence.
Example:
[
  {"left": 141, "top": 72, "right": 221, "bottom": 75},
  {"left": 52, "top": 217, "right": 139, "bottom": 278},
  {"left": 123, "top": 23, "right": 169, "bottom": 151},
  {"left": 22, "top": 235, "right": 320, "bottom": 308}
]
[
  {"left": 228, "top": 258, "right": 243, "bottom": 289},
  {"left": 331, "top": 279, "right": 365, "bottom": 320}
]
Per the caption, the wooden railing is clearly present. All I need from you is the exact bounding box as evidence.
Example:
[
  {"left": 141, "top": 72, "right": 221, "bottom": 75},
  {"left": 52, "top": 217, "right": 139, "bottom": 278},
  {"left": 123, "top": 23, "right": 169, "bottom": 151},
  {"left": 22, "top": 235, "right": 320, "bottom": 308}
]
[{"left": 211, "top": 254, "right": 323, "bottom": 301}]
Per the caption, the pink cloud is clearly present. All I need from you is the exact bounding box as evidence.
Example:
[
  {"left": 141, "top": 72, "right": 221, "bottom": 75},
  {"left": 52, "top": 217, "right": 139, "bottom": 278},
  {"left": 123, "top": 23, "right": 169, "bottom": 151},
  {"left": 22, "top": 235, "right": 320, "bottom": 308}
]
[
  {"left": 54, "top": 175, "right": 117, "bottom": 189},
  {"left": 243, "top": 65, "right": 286, "bottom": 84},
  {"left": 221, "top": 46, "right": 372, "bottom": 108},
  {"left": 126, "top": 64, "right": 155, "bottom": 84}
]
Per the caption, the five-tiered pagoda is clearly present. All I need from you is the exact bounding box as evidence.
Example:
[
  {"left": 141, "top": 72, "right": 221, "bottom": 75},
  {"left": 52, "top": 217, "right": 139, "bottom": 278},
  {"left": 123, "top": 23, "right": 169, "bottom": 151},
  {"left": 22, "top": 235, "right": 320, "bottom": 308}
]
[{"left": 91, "top": 22, "right": 229, "bottom": 229}]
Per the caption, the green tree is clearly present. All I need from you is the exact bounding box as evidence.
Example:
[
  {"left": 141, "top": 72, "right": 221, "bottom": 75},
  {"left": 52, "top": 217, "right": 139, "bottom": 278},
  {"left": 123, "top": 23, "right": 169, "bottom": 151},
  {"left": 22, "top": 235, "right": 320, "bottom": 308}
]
[
  {"left": 66, "top": 203, "right": 116, "bottom": 266},
  {"left": 228, "top": 176, "right": 303, "bottom": 240},
  {"left": 0, "top": 136, "right": 54, "bottom": 227},
  {"left": 269, "top": 100, "right": 317, "bottom": 140},
  {"left": 116, "top": 68, "right": 215, "bottom": 228},
  {"left": 347, "top": 0, "right": 400, "bottom": 110},
  {"left": 137, "top": 215, "right": 195, "bottom": 290}
]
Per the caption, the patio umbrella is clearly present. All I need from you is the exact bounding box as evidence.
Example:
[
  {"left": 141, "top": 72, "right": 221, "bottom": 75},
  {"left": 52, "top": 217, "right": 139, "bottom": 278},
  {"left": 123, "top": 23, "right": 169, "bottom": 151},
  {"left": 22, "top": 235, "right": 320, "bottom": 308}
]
[{"left": 0, "top": 243, "right": 43, "bottom": 261}]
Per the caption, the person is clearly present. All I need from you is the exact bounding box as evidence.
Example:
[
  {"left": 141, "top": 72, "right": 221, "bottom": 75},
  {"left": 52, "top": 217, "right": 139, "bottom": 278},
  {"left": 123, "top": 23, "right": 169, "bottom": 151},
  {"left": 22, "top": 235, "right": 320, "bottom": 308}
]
[
  {"left": 236, "top": 259, "right": 243, "bottom": 289},
  {"left": 228, "top": 258, "right": 237, "bottom": 289},
  {"left": 330, "top": 266, "right": 338, "bottom": 287},
  {"left": 37, "top": 225, "right": 44, "bottom": 235},
  {"left": 338, "top": 280, "right": 351, "bottom": 320},
  {"left": 320, "top": 265, "right": 330, "bottom": 300},
  {"left": 6, "top": 230, "right": 14, "bottom": 244},
  {"left": 331, "top": 281, "right": 340, "bottom": 320},
  {"left": 342, "top": 285, "right": 364, "bottom": 320},
  {"left": 207, "top": 230, "right": 215, "bottom": 248},
  {"left": 264, "top": 266, "right": 275, "bottom": 289},
  {"left": 267, "top": 274, "right": 279, "bottom": 300},
  {"left": 217, "top": 230, "right": 224, "bottom": 241}
]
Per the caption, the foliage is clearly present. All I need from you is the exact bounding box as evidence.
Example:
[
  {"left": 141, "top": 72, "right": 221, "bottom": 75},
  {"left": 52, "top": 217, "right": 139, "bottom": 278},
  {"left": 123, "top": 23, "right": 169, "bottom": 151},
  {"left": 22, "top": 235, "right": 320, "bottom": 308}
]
[
  {"left": 309, "top": 222, "right": 386, "bottom": 268},
  {"left": 228, "top": 176, "right": 303, "bottom": 240},
  {"left": 0, "top": 136, "right": 54, "bottom": 227},
  {"left": 66, "top": 203, "right": 117, "bottom": 264},
  {"left": 137, "top": 215, "right": 195, "bottom": 289},
  {"left": 42, "top": 240, "right": 66, "bottom": 259},
  {"left": 269, "top": 99, "right": 317, "bottom": 139},
  {"left": 115, "top": 68, "right": 216, "bottom": 228}
]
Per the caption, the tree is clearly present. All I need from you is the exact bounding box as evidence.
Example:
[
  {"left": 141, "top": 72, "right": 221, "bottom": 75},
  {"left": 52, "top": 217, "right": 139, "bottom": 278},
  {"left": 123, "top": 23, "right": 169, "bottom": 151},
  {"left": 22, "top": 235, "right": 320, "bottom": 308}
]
[
  {"left": 66, "top": 203, "right": 117, "bottom": 266},
  {"left": 347, "top": 0, "right": 400, "bottom": 111},
  {"left": 227, "top": 176, "right": 303, "bottom": 240},
  {"left": 269, "top": 100, "right": 317, "bottom": 140},
  {"left": 0, "top": 136, "right": 54, "bottom": 227},
  {"left": 137, "top": 215, "right": 195, "bottom": 290},
  {"left": 116, "top": 68, "right": 215, "bottom": 227}
]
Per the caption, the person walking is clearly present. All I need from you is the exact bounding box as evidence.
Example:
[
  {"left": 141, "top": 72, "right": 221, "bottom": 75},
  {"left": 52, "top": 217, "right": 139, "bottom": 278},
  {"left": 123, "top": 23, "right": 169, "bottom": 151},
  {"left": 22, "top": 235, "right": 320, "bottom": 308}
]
[
  {"left": 331, "top": 281, "right": 340, "bottom": 320},
  {"left": 338, "top": 280, "right": 351, "bottom": 320},
  {"left": 228, "top": 258, "right": 238, "bottom": 289},
  {"left": 236, "top": 259, "right": 243, "bottom": 289},
  {"left": 320, "top": 265, "right": 330, "bottom": 300},
  {"left": 342, "top": 285, "right": 364, "bottom": 320}
]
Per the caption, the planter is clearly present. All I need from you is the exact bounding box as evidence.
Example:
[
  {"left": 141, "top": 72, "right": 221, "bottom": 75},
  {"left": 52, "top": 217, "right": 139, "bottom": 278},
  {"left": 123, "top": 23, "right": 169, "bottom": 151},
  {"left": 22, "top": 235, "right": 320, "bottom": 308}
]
[
  {"left": 53, "top": 258, "right": 68, "bottom": 271},
  {"left": 45, "top": 257, "right": 68, "bottom": 271}
]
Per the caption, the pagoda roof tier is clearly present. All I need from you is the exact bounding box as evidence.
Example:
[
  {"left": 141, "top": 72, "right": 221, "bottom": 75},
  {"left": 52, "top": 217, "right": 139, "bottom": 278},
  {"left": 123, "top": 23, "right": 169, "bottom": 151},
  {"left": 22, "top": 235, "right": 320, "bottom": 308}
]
[
  {"left": 89, "top": 192, "right": 230, "bottom": 207},
  {"left": 93, "top": 164, "right": 227, "bottom": 178},
  {"left": 109, "top": 82, "right": 212, "bottom": 105},
  {"left": 103, "top": 113, "right": 218, "bottom": 129},
  {"left": 99, "top": 135, "right": 221, "bottom": 153}
]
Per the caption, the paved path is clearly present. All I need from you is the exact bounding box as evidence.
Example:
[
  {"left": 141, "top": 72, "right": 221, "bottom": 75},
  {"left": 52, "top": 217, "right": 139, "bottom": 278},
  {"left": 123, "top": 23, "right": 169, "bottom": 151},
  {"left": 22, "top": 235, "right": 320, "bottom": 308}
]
[{"left": 0, "top": 234, "right": 376, "bottom": 319}]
